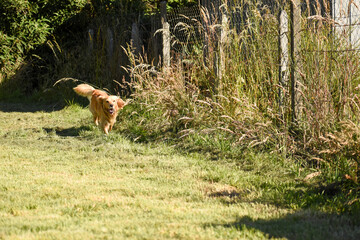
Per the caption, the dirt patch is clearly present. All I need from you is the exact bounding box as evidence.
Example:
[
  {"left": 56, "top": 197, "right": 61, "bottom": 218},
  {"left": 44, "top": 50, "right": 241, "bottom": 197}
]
[{"left": 203, "top": 183, "right": 241, "bottom": 200}]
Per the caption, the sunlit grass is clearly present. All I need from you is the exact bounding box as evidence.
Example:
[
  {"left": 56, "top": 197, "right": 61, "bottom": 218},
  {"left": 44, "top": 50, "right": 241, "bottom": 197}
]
[
  {"left": 0, "top": 103, "right": 359, "bottom": 239},
  {"left": 1, "top": 1, "right": 360, "bottom": 238}
]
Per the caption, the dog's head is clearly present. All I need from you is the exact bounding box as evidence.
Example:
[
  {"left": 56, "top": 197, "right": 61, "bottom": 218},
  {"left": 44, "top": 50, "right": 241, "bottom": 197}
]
[{"left": 100, "top": 95, "right": 126, "bottom": 115}]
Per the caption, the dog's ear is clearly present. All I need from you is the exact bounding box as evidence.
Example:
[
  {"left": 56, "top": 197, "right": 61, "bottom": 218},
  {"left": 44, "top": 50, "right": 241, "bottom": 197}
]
[
  {"left": 117, "top": 98, "right": 125, "bottom": 109},
  {"left": 98, "top": 95, "right": 106, "bottom": 102}
]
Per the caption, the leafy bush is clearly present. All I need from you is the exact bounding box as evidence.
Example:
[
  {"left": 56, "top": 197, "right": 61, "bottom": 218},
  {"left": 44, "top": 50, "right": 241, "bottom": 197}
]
[{"left": 0, "top": 0, "right": 87, "bottom": 81}]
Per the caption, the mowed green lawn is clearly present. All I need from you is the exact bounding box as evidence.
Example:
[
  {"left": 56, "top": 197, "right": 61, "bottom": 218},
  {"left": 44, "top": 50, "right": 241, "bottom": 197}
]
[{"left": 0, "top": 103, "right": 359, "bottom": 239}]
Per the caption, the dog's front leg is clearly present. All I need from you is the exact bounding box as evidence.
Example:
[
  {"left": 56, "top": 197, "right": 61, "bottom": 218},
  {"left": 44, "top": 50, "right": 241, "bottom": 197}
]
[
  {"left": 103, "top": 123, "right": 110, "bottom": 135},
  {"left": 93, "top": 116, "right": 99, "bottom": 126}
]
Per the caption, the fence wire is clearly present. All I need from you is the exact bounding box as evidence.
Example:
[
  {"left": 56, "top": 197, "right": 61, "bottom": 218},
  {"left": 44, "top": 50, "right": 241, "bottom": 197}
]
[
  {"left": 167, "top": 6, "right": 203, "bottom": 51},
  {"left": 333, "top": 0, "right": 360, "bottom": 51},
  {"left": 146, "top": 0, "right": 360, "bottom": 121},
  {"left": 161, "top": 0, "right": 360, "bottom": 53}
]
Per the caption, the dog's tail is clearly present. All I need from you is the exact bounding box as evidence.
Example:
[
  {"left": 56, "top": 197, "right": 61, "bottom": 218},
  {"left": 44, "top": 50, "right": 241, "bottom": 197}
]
[{"left": 73, "top": 84, "right": 95, "bottom": 101}]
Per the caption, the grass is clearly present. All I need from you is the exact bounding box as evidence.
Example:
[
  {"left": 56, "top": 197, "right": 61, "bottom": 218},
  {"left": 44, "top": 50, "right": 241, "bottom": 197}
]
[
  {"left": 1, "top": 1, "right": 360, "bottom": 238},
  {"left": 0, "top": 102, "right": 359, "bottom": 239}
]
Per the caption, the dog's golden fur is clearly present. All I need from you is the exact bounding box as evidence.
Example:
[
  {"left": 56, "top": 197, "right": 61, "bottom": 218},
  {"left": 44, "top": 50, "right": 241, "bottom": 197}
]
[{"left": 73, "top": 84, "right": 126, "bottom": 134}]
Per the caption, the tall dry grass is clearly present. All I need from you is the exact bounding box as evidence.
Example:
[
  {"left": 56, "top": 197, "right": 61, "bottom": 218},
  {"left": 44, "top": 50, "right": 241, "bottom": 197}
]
[
  {"left": 122, "top": 0, "right": 360, "bottom": 186},
  {"left": 122, "top": 1, "right": 286, "bottom": 154},
  {"left": 296, "top": 1, "right": 360, "bottom": 184}
]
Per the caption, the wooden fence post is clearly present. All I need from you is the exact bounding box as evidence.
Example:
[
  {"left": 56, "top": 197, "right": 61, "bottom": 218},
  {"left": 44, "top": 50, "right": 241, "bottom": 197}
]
[
  {"left": 219, "top": 4, "right": 228, "bottom": 85},
  {"left": 200, "top": 1, "right": 209, "bottom": 68},
  {"left": 88, "top": 29, "right": 94, "bottom": 54},
  {"left": 290, "top": 0, "right": 302, "bottom": 122},
  {"left": 150, "top": 14, "right": 160, "bottom": 65},
  {"left": 131, "top": 22, "right": 142, "bottom": 56},
  {"left": 160, "top": 1, "right": 170, "bottom": 69},
  {"left": 279, "top": 5, "right": 289, "bottom": 117},
  {"left": 106, "top": 28, "right": 114, "bottom": 60}
]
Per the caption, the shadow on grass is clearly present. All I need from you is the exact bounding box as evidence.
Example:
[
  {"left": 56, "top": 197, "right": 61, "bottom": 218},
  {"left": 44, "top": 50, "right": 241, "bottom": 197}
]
[
  {"left": 0, "top": 102, "right": 65, "bottom": 113},
  {"left": 206, "top": 211, "right": 360, "bottom": 240},
  {"left": 44, "top": 126, "right": 92, "bottom": 137}
]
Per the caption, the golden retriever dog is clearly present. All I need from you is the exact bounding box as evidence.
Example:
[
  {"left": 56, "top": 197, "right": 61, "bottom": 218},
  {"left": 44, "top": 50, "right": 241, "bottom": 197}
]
[{"left": 73, "top": 84, "right": 126, "bottom": 134}]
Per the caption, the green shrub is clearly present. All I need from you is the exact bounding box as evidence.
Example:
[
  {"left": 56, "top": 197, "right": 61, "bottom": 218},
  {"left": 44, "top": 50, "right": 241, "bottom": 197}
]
[{"left": 0, "top": 0, "right": 87, "bottom": 82}]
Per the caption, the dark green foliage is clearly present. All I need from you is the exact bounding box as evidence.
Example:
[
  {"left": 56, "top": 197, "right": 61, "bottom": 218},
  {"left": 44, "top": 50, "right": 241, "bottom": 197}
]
[{"left": 0, "top": 0, "right": 87, "bottom": 79}]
